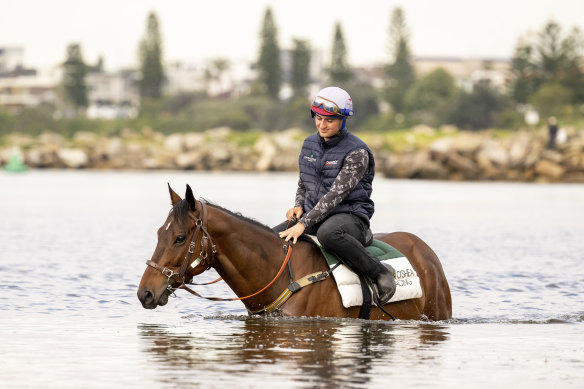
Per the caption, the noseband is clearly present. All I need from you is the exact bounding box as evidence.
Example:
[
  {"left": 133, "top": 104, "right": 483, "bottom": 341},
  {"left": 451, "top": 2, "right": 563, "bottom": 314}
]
[{"left": 145, "top": 201, "right": 216, "bottom": 293}]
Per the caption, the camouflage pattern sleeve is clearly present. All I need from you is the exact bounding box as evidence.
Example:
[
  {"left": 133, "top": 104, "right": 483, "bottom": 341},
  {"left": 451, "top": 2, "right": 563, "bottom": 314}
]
[
  {"left": 299, "top": 149, "right": 369, "bottom": 228},
  {"left": 294, "top": 176, "right": 306, "bottom": 208}
]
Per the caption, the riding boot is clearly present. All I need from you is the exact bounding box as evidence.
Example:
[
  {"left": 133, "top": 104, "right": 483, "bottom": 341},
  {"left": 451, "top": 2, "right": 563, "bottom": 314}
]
[{"left": 372, "top": 263, "right": 396, "bottom": 306}]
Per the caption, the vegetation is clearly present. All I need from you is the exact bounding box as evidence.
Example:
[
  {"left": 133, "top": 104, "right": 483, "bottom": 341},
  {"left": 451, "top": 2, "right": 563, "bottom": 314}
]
[
  {"left": 138, "top": 12, "right": 165, "bottom": 101},
  {"left": 290, "top": 39, "right": 311, "bottom": 99},
  {"left": 257, "top": 7, "right": 281, "bottom": 99},
  {"left": 327, "top": 22, "right": 352, "bottom": 85},
  {"left": 2, "top": 8, "right": 584, "bottom": 138},
  {"left": 62, "top": 43, "right": 88, "bottom": 114},
  {"left": 510, "top": 20, "right": 584, "bottom": 121},
  {"left": 385, "top": 7, "right": 415, "bottom": 114}
]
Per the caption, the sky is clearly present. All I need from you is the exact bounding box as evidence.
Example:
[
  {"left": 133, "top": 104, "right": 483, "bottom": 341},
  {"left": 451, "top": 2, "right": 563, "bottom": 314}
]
[{"left": 2, "top": 0, "right": 584, "bottom": 71}]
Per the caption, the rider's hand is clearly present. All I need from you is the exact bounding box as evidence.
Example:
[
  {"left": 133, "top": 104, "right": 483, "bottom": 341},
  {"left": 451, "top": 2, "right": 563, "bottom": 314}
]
[
  {"left": 286, "top": 207, "right": 303, "bottom": 221},
  {"left": 279, "top": 222, "right": 305, "bottom": 244}
]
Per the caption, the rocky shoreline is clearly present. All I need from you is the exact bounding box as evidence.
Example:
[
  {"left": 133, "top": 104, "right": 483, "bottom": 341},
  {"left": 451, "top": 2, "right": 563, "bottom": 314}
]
[{"left": 2, "top": 126, "right": 584, "bottom": 182}]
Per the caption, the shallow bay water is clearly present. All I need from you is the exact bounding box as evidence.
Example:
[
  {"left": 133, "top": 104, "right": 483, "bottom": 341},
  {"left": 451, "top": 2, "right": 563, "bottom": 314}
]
[{"left": 1, "top": 171, "right": 583, "bottom": 388}]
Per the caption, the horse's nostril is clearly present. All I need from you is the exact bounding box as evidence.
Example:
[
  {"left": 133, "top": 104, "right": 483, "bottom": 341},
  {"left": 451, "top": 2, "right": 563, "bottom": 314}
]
[{"left": 138, "top": 288, "right": 154, "bottom": 306}]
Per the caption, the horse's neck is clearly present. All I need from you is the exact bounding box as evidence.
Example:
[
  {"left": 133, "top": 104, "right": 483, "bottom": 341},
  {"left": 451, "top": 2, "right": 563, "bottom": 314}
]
[{"left": 207, "top": 207, "right": 287, "bottom": 305}]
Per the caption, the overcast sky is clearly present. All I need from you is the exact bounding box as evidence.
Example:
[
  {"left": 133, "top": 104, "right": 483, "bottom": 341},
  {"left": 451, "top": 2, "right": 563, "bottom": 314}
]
[{"left": 1, "top": 0, "right": 583, "bottom": 71}]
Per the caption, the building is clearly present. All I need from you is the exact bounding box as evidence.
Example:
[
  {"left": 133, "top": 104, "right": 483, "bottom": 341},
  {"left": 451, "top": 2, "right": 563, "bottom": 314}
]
[
  {"left": 413, "top": 56, "right": 511, "bottom": 92},
  {"left": 0, "top": 46, "right": 60, "bottom": 112},
  {"left": 86, "top": 69, "right": 139, "bottom": 119}
]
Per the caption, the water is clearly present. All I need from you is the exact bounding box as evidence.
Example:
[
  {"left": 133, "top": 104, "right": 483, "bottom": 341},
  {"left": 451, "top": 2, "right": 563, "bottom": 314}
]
[{"left": 1, "top": 170, "right": 583, "bottom": 388}]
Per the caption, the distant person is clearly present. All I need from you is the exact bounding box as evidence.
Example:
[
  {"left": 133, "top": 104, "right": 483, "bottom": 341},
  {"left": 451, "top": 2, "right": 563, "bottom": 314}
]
[
  {"left": 547, "top": 116, "right": 558, "bottom": 149},
  {"left": 274, "top": 86, "right": 396, "bottom": 305}
]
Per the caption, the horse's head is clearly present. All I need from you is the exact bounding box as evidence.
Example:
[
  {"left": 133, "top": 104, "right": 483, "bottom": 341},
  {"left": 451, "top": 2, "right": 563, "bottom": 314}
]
[{"left": 137, "top": 184, "right": 208, "bottom": 309}]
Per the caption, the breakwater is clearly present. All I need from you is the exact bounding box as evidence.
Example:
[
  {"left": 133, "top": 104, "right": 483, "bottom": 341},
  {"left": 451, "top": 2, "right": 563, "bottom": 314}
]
[{"left": 2, "top": 126, "right": 583, "bottom": 182}]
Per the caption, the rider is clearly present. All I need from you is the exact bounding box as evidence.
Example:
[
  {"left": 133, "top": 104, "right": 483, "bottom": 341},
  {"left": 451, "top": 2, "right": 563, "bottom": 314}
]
[{"left": 275, "top": 86, "right": 396, "bottom": 305}]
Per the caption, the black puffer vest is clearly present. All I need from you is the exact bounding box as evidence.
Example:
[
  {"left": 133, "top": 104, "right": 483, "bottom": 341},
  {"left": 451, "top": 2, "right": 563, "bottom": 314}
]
[{"left": 298, "top": 130, "right": 375, "bottom": 224}]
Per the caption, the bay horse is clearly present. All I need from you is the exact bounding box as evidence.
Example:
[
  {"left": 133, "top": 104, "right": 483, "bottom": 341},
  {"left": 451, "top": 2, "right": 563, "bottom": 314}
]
[{"left": 137, "top": 185, "right": 452, "bottom": 321}]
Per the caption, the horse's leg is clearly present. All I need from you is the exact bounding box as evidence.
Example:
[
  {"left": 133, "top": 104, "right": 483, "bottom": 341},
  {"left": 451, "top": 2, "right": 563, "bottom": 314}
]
[{"left": 379, "top": 232, "right": 452, "bottom": 321}]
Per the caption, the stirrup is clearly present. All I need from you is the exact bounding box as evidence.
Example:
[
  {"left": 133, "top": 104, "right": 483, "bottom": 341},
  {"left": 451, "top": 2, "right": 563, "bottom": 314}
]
[{"left": 371, "top": 283, "right": 396, "bottom": 321}]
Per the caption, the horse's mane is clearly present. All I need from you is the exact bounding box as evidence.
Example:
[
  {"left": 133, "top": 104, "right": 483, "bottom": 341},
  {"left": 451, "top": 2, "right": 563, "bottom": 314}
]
[{"left": 171, "top": 198, "right": 278, "bottom": 236}]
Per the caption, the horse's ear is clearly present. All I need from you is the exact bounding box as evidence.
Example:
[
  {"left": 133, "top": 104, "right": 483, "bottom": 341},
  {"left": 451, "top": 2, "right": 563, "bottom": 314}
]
[
  {"left": 185, "top": 184, "right": 197, "bottom": 211},
  {"left": 168, "top": 183, "right": 182, "bottom": 206}
]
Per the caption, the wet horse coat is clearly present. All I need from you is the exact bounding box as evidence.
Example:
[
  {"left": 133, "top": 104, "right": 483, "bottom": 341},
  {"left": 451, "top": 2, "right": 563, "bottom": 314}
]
[{"left": 138, "top": 185, "right": 452, "bottom": 321}]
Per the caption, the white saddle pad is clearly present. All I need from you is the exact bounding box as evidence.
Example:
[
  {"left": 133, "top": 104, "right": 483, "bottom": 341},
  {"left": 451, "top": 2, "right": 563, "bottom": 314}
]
[{"left": 305, "top": 235, "right": 423, "bottom": 308}]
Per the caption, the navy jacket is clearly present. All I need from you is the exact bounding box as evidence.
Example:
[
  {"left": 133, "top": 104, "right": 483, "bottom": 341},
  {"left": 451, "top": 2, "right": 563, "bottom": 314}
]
[{"left": 298, "top": 131, "right": 375, "bottom": 224}]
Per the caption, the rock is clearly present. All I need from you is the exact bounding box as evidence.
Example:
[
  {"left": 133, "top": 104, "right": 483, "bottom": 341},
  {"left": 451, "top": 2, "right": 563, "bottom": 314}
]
[
  {"left": 523, "top": 142, "right": 543, "bottom": 168},
  {"left": 447, "top": 152, "right": 478, "bottom": 177},
  {"left": 103, "top": 137, "right": 124, "bottom": 159},
  {"left": 208, "top": 147, "right": 233, "bottom": 167},
  {"left": 254, "top": 136, "right": 277, "bottom": 171},
  {"left": 0, "top": 147, "right": 12, "bottom": 164},
  {"left": 563, "top": 172, "right": 584, "bottom": 183},
  {"left": 429, "top": 137, "right": 454, "bottom": 160},
  {"left": 540, "top": 149, "right": 563, "bottom": 164},
  {"left": 451, "top": 133, "right": 483, "bottom": 155},
  {"left": 57, "top": 148, "right": 88, "bottom": 168},
  {"left": 477, "top": 141, "right": 509, "bottom": 167},
  {"left": 383, "top": 151, "right": 438, "bottom": 178},
  {"left": 417, "top": 159, "right": 449, "bottom": 179},
  {"left": 38, "top": 132, "right": 64, "bottom": 147},
  {"left": 165, "top": 134, "right": 184, "bottom": 152},
  {"left": 26, "top": 146, "right": 59, "bottom": 167},
  {"left": 175, "top": 151, "right": 202, "bottom": 169},
  {"left": 183, "top": 133, "right": 205, "bottom": 150},
  {"left": 534, "top": 160, "right": 564, "bottom": 180},
  {"left": 507, "top": 133, "right": 532, "bottom": 167}
]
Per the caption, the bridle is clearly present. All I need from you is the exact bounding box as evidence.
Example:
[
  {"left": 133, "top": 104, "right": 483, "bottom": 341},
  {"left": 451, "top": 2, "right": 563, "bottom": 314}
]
[
  {"left": 144, "top": 200, "right": 295, "bottom": 308},
  {"left": 146, "top": 200, "right": 217, "bottom": 295}
]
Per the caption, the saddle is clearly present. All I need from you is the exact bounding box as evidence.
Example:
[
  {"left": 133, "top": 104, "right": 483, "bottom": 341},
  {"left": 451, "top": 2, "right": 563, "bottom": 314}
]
[{"left": 304, "top": 235, "right": 422, "bottom": 317}]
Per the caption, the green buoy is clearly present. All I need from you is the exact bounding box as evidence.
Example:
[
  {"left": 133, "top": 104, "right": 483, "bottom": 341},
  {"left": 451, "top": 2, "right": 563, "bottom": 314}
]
[{"left": 3, "top": 148, "right": 28, "bottom": 172}]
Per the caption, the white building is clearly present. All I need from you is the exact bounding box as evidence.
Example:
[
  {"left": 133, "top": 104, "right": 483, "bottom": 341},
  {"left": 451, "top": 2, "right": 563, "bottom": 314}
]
[
  {"left": 86, "top": 70, "right": 139, "bottom": 119},
  {"left": 413, "top": 56, "right": 511, "bottom": 92},
  {"left": 0, "top": 47, "right": 25, "bottom": 73},
  {"left": 0, "top": 66, "right": 60, "bottom": 112}
]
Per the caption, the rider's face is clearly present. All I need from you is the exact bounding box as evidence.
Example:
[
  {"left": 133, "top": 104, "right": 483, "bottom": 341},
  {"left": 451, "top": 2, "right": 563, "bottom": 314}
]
[{"left": 315, "top": 114, "right": 342, "bottom": 141}]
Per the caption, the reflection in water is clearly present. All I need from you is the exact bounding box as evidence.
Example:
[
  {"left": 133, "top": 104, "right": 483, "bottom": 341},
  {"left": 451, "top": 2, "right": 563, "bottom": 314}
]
[{"left": 139, "top": 317, "right": 449, "bottom": 387}]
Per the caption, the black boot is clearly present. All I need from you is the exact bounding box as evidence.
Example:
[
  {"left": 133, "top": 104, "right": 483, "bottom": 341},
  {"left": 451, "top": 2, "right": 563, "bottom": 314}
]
[{"left": 373, "top": 263, "right": 396, "bottom": 306}]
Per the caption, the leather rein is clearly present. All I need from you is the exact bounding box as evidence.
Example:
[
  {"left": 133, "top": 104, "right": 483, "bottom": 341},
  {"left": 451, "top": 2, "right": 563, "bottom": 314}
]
[{"left": 145, "top": 201, "right": 295, "bottom": 308}]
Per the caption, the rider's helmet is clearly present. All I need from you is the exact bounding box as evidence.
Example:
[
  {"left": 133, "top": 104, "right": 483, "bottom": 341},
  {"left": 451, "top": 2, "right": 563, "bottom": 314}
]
[{"left": 310, "top": 86, "right": 354, "bottom": 118}]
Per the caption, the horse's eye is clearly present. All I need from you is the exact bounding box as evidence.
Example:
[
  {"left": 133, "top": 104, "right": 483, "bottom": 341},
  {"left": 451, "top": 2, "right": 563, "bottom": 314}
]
[{"left": 175, "top": 235, "right": 186, "bottom": 244}]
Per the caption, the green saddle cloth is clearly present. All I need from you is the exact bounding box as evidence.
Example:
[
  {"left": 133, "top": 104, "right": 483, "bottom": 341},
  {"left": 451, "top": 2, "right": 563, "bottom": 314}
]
[{"left": 308, "top": 237, "right": 405, "bottom": 266}]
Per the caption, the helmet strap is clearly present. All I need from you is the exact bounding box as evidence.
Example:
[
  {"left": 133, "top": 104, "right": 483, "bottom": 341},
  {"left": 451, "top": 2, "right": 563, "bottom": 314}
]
[{"left": 340, "top": 117, "right": 347, "bottom": 131}]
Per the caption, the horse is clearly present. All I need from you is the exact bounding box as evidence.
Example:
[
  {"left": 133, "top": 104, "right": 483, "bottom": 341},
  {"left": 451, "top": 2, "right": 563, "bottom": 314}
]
[{"left": 137, "top": 185, "right": 452, "bottom": 321}]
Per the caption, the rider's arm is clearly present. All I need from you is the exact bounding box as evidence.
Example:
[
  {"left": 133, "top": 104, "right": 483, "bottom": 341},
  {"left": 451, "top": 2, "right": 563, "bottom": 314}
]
[
  {"left": 294, "top": 176, "right": 306, "bottom": 208},
  {"left": 298, "top": 149, "right": 369, "bottom": 228}
]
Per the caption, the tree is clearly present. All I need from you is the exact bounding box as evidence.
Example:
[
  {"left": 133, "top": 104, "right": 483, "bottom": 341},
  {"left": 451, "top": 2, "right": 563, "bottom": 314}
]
[
  {"left": 328, "top": 22, "right": 352, "bottom": 84},
  {"left": 62, "top": 43, "right": 88, "bottom": 114},
  {"left": 448, "top": 83, "right": 507, "bottom": 130},
  {"left": 385, "top": 7, "right": 415, "bottom": 113},
  {"left": 138, "top": 11, "right": 165, "bottom": 100},
  {"left": 528, "top": 82, "right": 573, "bottom": 118},
  {"left": 257, "top": 7, "right": 281, "bottom": 99},
  {"left": 510, "top": 42, "right": 541, "bottom": 104},
  {"left": 290, "top": 39, "right": 311, "bottom": 99},
  {"left": 405, "top": 68, "right": 459, "bottom": 125},
  {"left": 510, "top": 20, "right": 584, "bottom": 106}
]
